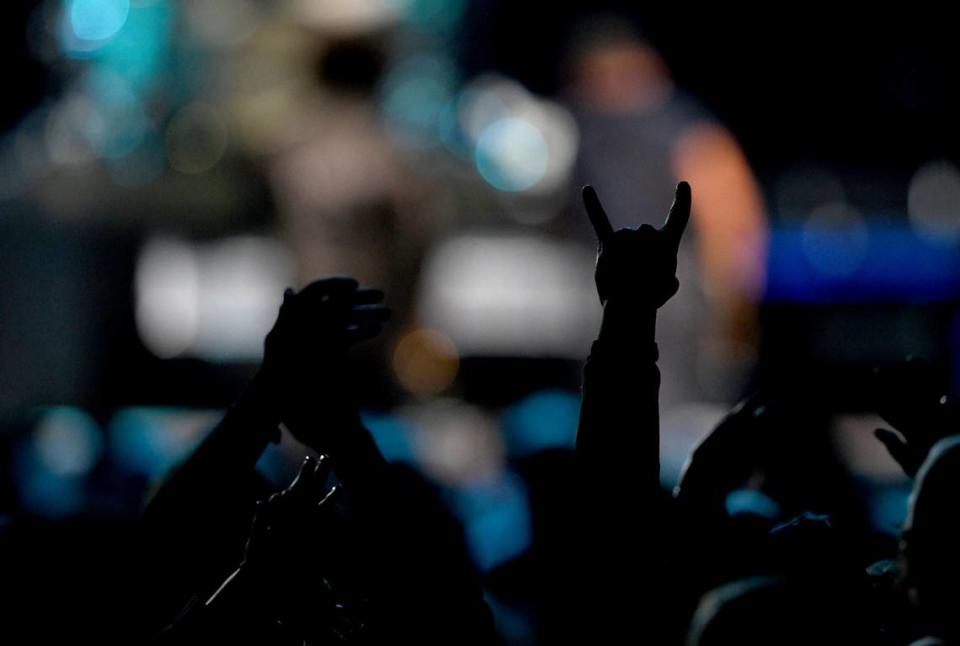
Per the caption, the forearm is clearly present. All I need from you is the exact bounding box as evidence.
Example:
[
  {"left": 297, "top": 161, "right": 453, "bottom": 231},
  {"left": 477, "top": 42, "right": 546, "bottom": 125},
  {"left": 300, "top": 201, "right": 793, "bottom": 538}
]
[
  {"left": 144, "top": 371, "right": 280, "bottom": 518},
  {"left": 573, "top": 301, "right": 669, "bottom": 640},
  {"left": 179, "top": 373, "right": 280, "bottom": 474},
  {"left": 154, "top": 567, "right": 275, "bottom": 645},
  {"left": 577, "top": 301, "right": 661, "bottom": 493},
  {"left": 141, "top": 372, "right": 281, "bottom": 625}
]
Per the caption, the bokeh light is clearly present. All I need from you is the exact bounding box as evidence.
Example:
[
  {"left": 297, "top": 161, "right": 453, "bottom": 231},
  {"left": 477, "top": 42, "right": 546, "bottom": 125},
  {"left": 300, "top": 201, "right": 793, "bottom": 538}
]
[
  {"left": 184, "top": 0, "right": 260, "bottom": 48},
  {"left": 13, "top": 407, "right": 104, "bottom": 518},
  {"left": 109, "top": 408, "right": 218, "bottom": 478},
  {"left": 410, "top": 401, "right": 504, "bottom": 485},
  {"left": 458, "top": 76, "right": 578, "bottom": 196},
  {"left": 393, "top": 328, "right": 460, "bottom": 397},
  {"left": 419, "top": 234, "right": 599, "bottom": 356},
  {"left": 399, "top": 0, "right": 467, "bottom": 33},
  {"left": 43, "top": 93, "right": 102, "bottom": 165},
  {"left": 292, "top": 0, "right": 402, "bottom": 34},
  {"left": 380, "top": 54, "right": 458, "bottom": 144},
  {"left": 725, "top": 489, "right": 781, "bottom": 519},
  {"left": 475, "top": 116, "right": 549, "bottom": 192},
  {"left": 908, "top": 160, "right": 960, "bottom": 242},
  {"left": 165, "top": 103, "right": 229, "bottom": 174},
  {"left": 451, "top": 472, "right": 532, "bottom": 572},
  {"left": 135, "top": 236, "right": 294, "bottom": 360},
  {"left": 501, "top": 390, "right": 580, "bottom": 456},
  {"left": 135, "top": 237, "right": 200, "bottom": 359},
  {"left": 68, "top": 0, "right": 130, "bottom": 43},
  {"left": 34, "top": 407, "right": 103, "bottom": 477}
]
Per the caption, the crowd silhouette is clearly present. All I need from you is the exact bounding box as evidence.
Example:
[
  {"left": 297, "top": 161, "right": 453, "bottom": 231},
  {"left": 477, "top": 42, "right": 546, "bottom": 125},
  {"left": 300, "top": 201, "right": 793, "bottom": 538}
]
[
  {"left": 3, "top": 181, "right": 957, "bottom": 645},
  {"left": 2, "top": 3, "right": 958, "bottom": 644},
  {"left": 110, "top": 181, "right": 958, "bottom": 644}
]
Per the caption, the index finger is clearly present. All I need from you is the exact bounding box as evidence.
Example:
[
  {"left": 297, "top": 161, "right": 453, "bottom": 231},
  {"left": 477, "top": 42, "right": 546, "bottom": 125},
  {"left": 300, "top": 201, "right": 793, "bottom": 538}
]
[
  {"left": 582, "top": 185, "right": 614, "bottom": 244},
  {"left": 661, "top": 181, "right": 691, "bottom": 250}
]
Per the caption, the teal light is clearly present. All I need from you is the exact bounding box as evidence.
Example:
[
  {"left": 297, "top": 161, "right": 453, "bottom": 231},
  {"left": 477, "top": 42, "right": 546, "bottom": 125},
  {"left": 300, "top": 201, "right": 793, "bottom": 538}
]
[
  {"left": 98, "top": 0, "right": 173, "bottom": 90},
  {"left": 402, "top": 0, "right": 467, "bottom": 34},
  {"left": 60, "top": 0, "right": 173, "bottom": 92},
  {"left": 380, "top": 55, "right": 458, "bottom": 140},
  {"left": 68, "top": 0, "right": 130, "bottom": 42},
  {"left": 474, "top": 117, "right": 549, "bottom": 192}
]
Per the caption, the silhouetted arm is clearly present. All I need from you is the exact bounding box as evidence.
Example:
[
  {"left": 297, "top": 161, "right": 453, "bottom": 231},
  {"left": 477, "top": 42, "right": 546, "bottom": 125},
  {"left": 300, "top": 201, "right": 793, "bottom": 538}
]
[
  {"left": 578, "top": 298, "right": 660, "bottom": 492},
  {"left": 155, "top": 456, "right": 346, "bottom": 644},
  {"left": 576, "top": 182, "right": 691, "bottom": 495},
  {"left": 571, "top": 183, "right": 691, "bottom": 642},
  {"left": 142, "top": 371, "right": 280, "bottom": 530},
  {"left": 139, "top": 374, "right": 282, "bottom": 631},
  {"left": 141, "top": 277, "right": 388, "bottom": 629},
  {"left": 268, "top": 279, "right": 393, "bottom": 502}
]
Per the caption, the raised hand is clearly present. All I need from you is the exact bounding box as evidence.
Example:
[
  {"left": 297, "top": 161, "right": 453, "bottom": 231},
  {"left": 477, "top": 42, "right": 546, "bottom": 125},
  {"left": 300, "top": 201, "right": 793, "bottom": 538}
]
[
  {"left": 583, "top": 181, "right": 691, "bottom": 308},
  {"left": 242, "top": 455, "right": 339, "bottom": 576},
  {"left": 872, "top": 357, "right": 959, "bottom": 477},
  {"left": 257, "top": 276, "right": 390, "bottom": 450},
  {"left": 211, "top": 455, "right": 365, "bottom": 642},
  {"left": 245, "top": 456, "right": 366, "bottom": 637},
  {"left": 262, "top": 276, "right": 388, "bottom": 372},
  {"left": 674, "top": 394, "right": 770, "bottom": 510}
]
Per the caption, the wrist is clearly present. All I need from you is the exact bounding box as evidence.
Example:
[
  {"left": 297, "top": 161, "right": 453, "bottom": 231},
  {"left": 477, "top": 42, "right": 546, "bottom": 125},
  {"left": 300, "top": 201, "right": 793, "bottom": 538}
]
[
  {"left": 232, "top": 370, "right": 283, "bottom": 443},
  {"left": 599, "top": 299, "right": 657, "bottom": 341}
]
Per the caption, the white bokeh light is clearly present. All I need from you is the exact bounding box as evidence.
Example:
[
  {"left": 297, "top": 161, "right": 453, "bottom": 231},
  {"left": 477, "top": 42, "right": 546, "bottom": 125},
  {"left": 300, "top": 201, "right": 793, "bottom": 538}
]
[{"left": 908, "top": 160, "right": 960, "bottom": 242}]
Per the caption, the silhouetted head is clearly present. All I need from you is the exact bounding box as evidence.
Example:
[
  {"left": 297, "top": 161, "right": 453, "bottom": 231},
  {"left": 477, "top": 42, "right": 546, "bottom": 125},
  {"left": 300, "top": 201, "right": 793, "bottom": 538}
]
[
  {"left": 901, "top": 435, "right": 960, "bottom": 639},
  {"left": 687, "top": 576, "right": 856, "bottom": 645}
]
